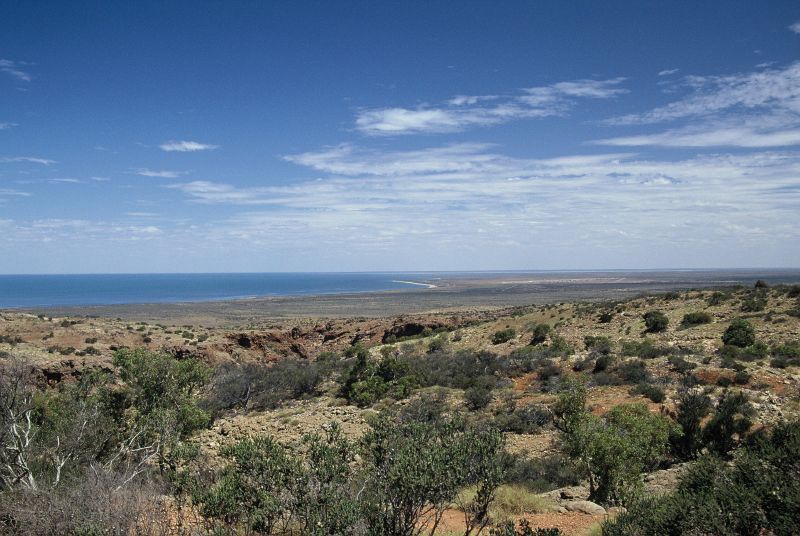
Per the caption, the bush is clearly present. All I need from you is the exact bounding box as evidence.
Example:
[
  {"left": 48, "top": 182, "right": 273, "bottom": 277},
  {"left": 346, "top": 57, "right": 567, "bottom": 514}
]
[
  {"left": 341, "top": 353, "right": 417, "bottom": 407},
  {"left": 643, "top": 311, "right": 669, "bottom": 333},
  {"left": 493, "top": 328, "right": 517, "bottom": 345},
  {"left": 734, "top": 370, "right": 751, "bottom": 385},
  {"left": 740, "top": 289, "right": 767, "bottom": 312},
  {"left": 703, "top": 391, "right": 753, "bottom": 456},
  {"left": 630, "top": 383, "right": 666, "bottom": 403},
  {"left": 592, "top": 354, "right": 615, "bottom": 373},
  {"left": 493, "top": 402, "right": 552, "bottom": 434},
  {"left": 598, "top": 311, "right": 614, "bottom": 323},
  {"left": 681, "top": 311, "right": 712, "bottom": 327},
  {"left": 465, "top": 381, "right": 494, "bottom": 411},
  {"left": 603, "top": 421, "right": 800, "bottom": 536},
  {"left": 722, "top": 318, "right": 756, "bottom": 348},
  {"left": 615, "top": 359, "right": 650, "bottom": 384},
  {"left": 584, "top": 335, "right": 612, "bottom": 355},
  {"left": 667, "top": 355, "right": 696, "bottom": 374},
  {"left": 620, "top": 338, "right": 674, "bottom": 359},
  {"left": 529, "top": 323, "right": 551, "bottom": 345},
  {"left": 669, "top": 389, "right": 712, "bottom": 460},
  {"left": 208, "top": 357, "right": 337, "bottom": 412},
  {"left": 504, "top": 454, "right": 579, "bottom": 493},
  {"left": 564, "top": 403, "right": 676, "bottom": 504},
  {"left": 706, "top": 291, "right": 729, "bottom": 306},
  {"left": 491, "top": 520, "right": 562, "bottom": 536},
  {"left": 716, "top": 376, "right": 733, "bottom": 387}
]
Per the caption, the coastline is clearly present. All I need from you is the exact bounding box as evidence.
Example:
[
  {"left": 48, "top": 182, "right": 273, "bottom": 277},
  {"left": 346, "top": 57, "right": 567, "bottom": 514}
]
[{"left": 10, "top": 268, "right": 799, "bottom": 327}]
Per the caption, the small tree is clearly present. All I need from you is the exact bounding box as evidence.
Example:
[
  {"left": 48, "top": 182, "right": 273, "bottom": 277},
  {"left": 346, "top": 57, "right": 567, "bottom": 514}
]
[
  {"left": 643, "top": 311, "right": 669, "bottom": 333},
  {"left": 579, "top": 404, "right": 675, "bottom": 504},
  {"left": 195, "top": 435, "right": 301, "bottom": 533},
  {"left": 670, "top": 389, "right": 712, "bottom": 460},
  {"left": 721, "top": 318, "right": 756, "bottom": 348},
  {"left": 530, "top": 324, "right": 551, "bottom": 345},
  {"left": 703, "top": 391, "right": 753, "bottom": 456}
]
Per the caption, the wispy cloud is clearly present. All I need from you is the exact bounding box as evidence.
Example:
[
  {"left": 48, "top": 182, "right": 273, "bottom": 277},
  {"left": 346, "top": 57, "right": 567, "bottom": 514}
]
[
  {"left": 607, "top": 62, "right": 800, "bottom": 125},
  {"left": 0, "top": 156, "right": 56, "bottom": 165},
  {"left": 0, "top": 189, "right": 31, "bottom": 198},
  {"left": 0, "top": 59, "right": 31, "bottom": 82},
  {"left": 790, "top": 21, "right": 800, "bottom": 34},
  {"left": 49, "top": 178, "right": 82, "bottom": 184},
  {"left": 598, "top": 62, "right": 800, "bottom": 148},
  {"left": 595, "top": 115, "right": 800, "bottom": 148},
  {"left": 159, "top": 140, "right": 218, "bottom": 152},
  {"left": 133, "top": 168, "right": 186, "bottom": 178},
  {"left": 162, "top": 143, "right": 800, "bottom": 267},
  {"left": 0, "top": 122, "right": 17, "bottom": 130},
  {"left": 658, "top": 69, "right": 679, "bottom": 76},
  {"left": 355, "top": 78, "right": 627, "bottom": 135}
]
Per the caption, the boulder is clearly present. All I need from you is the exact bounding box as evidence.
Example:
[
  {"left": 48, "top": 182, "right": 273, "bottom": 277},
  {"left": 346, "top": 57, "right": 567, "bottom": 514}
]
[{"left": 564, "top": 500, "right": 607, "bottom": 515}]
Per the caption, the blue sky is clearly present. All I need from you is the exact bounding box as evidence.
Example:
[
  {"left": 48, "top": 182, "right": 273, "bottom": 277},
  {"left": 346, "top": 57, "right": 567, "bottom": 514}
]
[{"left": 1, "top": 1, "right": 799, "bottom": 273}]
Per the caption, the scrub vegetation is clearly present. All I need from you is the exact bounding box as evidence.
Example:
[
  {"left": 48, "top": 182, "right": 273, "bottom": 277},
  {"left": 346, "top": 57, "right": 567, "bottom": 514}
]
[{"left": 1, "top": 282, "right": 799, "bottom": 534}]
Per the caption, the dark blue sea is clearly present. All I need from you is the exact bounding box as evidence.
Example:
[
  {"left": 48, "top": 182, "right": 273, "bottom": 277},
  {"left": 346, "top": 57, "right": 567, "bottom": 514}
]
[{"left": 0, "top": 273, "right": 440, "bottom": 308}]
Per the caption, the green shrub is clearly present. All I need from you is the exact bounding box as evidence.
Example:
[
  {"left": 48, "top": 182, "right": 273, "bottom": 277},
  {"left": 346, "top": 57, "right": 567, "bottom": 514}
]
[
  {"left": 734, "top": 370, "right": 751, "bottom": 385},
  {"left": 530, "top": 323, "right": 551, "bottom": 345},
  {"left": 564, "top": 403, "right": 676, "bottom": 504},
  {"left": 603, "top": 421, "right": 800, "bottom": 536},
  {"left": 584, "top": 335, "right": 612, "bottom": 355},
  {"left": 722, "top": 318, "right": 756, "bottom": 348},
  {"left": 492, "top": 328, "right": 517, "bottom": 344},
  {"left": 504, "top": 454, "right": 579, "bottom": 493},
  {"left": 703, "top": 391, "right": 753, "bottom": 456},
  {"left": 620, "top": 338, "right": 675, "bottom": 359},
  {"left": 592, "top": 354, "right": 615, "bottom": 373},
  {"left": 464, "top": 381, "right": 494, "bottom": 411},
  {"left": 630, "top": 383, "right": 666, "bottom": 403},
  {"left": 740, "top": 289, "right": 767, "bottom": 312},
  {"left": 706, "top": 291, "right": 729, "bottom": 306},
  {"left": 491, "top": 520, "right": 562, "bottom": 536},
  {"left": 643, "top": 311, "right": 669, "bottom": 333},
  {"left": 667, "top": 355, "right": 696, "bottom": 374},
  {"left": 680, "top": 311, "right": 712, "bottom": 327},
  {"left": 669, "top": 389, "right": 712, "bottom": 460},
  {"left": 615, "top": 359, "right": 650, "bottom": 384}
]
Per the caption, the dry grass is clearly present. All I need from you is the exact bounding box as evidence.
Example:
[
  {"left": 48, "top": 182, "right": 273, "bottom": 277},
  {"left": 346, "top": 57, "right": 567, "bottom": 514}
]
[{"left": 456, "top": 484, "right": 557, "bottom": 523}]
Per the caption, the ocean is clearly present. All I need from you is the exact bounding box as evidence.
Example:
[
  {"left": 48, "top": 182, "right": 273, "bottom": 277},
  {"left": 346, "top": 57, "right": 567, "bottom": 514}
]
[{"left": 0, "top": 272, "right": 438, "bottom": 308}]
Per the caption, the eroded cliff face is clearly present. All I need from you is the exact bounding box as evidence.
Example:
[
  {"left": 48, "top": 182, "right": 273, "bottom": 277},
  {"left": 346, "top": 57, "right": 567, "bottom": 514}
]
[{"left": 0, "top": 308, "right": 512, "bottom": 384}]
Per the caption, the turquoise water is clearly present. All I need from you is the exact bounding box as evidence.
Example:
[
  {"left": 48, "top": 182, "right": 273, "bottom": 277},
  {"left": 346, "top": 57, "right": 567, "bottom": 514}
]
[{"left": 0, "top": 273, "right": 438, "bottom": 307}]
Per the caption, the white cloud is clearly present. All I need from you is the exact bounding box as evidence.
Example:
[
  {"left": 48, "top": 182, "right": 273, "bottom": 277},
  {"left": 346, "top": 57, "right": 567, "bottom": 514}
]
[
  {"left": 0, "top": 189, "right": 30, "bottom": 197},
  {"left": 49, "top": 178, "right": 81, "bottom": 184},
  {"left": 0, "top": 122, "right": 17, "bottom": 130},
  {"left": 790, "top": 21, "right": 800, "bottom": 34},
  {"left": 134, "top": 168, "right": 186, "bottom": 178},
  {"left": 598, "top": 62, "right": 800, "bottom": 148},
  {"left": 0, "top": 156, "right": 56, "bottom": 165},
  {"left": 0, "top": 59, "right": 31, "bottom": 82},
  {"left": 658, "top": 69, "right": 679, "bottom": 76},
  {"left": 608, "top": 62, "right": 800, "bottom": 125},
  {"left": 163, "top": 144, "right": 800, "bottom": 263},
  {"left": 159, "top": 140, "right": 218, "bottom": 152},
  {"left": 596, "top": 115, "right": 800, "bottom": 148},
  {"left": 355, "top": 78, "right": 627, "bottom": 135}
]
